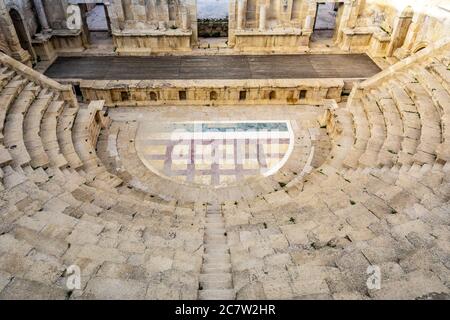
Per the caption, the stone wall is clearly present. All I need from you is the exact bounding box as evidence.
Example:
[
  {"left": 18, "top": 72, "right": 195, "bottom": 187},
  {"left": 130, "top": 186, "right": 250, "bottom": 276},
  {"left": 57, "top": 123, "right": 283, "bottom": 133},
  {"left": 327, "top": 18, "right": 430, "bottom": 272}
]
[
  {"left": 339, "top": 0, "right": 450, "bottom": 58},
  {"left": 0, "top": 0, "right": 33, "bottom": 65},
  {"left": 77, "top": 79, "right": 346, "bottom": 107},
  {"left": 0, "top": 50, "right": 78, "bottom": 105},
  {"left": 0, "top": 22, "right": 11, "bottom": 54},
  {"left": 228, "top": 0, "right": 359, "bottom": 52},
  {"left": 109, "top": 0, "right": 198, "bottom": 53},
  {"left": 392, "top": 0, "right": 450, "bottom": 59},
  {"left": 44, "top": 0, "right": 69, "bottom": 30},
  {"left": 1, "top": 0, "right": 40, "bottom": 62},
  {"left": 198, "top": 19, "right": 228, "bottom": 37},
  {"left": 4, "top": 0, "right": 39, "bottom": 35},
  {"left": 1, "top": 0, "right": 449, "bottom": 59},
  {"left": 227, "top": 0, "right": 450, "bottom": 56}
]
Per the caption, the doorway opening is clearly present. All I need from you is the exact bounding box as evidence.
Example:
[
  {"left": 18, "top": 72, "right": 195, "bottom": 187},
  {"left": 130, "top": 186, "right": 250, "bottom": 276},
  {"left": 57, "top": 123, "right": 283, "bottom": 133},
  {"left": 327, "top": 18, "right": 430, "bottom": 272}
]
[
  {"left": 9, "top": 8, "right": 34, "bottom": 57},
  {"left": 84, "top": 3, "right": 113, "bottom": 48},
  {"left": 313, "top": 2, "right": 338, "bottom": 40},
  {"left": 197, "top": 0, "right": 229, "bottom": 50}
]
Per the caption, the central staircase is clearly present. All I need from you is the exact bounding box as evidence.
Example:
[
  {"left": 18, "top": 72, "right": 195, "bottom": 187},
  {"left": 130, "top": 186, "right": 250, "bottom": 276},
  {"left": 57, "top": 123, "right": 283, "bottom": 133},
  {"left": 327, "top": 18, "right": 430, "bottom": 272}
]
[{"left": 198, "top": 203, "right": 235, "bottom": 300}]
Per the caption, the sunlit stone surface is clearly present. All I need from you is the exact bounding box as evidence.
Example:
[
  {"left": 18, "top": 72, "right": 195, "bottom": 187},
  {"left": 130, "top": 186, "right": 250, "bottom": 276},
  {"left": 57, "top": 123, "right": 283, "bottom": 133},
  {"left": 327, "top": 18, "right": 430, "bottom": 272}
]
[{"left": 0, "top": 0, "right": 449, "bottom": 301}]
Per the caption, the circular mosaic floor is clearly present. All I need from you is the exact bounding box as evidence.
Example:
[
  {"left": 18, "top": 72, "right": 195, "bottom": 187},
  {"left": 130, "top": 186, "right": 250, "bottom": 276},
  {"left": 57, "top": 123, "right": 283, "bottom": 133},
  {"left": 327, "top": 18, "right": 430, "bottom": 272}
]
[
  {"left": 100, "top": 105, "right": 331, "bottom": 202},
  {"left": 136, "top": 121, "right": 295, "bottom": 187}
]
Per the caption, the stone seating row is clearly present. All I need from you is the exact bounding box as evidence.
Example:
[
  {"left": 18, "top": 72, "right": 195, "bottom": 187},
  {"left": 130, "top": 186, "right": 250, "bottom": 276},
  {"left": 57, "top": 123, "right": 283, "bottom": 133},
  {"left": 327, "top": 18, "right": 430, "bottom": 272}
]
[
  {"left": 220, "top": 159, "right": 449, "bottom": 299},
  {"left": 215, "top": 49, "right": 449, "bottom": 299},
  {"left": 95, "top": 117, "right": 331, "bottom": 204},
  {"left": 0, "top": 56, "right": 204, "bottom": 299},
  {"left": 72, "top": 100, "right": 122, "bottom": 189},
  {"left": 341, "top": 53, "right": 450, "bottom": 169}
]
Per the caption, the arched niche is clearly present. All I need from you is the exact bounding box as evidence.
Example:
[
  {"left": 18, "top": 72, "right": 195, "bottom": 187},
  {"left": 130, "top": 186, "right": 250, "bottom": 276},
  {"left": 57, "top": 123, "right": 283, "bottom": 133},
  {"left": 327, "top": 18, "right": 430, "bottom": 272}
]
[
  {"left": 412, "top": 42, "right": 428, "bottom": 53},
  {"left": 8, "top": 8, "right": 33, "bottom": 57}
]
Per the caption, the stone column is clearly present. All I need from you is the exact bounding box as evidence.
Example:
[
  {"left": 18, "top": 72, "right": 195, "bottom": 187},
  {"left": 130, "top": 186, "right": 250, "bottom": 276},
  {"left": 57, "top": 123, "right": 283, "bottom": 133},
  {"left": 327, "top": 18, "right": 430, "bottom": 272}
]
[
  {"left": 346, "top": 0, "right": 360, "bottom": 29},
  {"left": 335, "top": 0, "right": 354, "bottom": 43},
  {"left": 303, "top": 15, "right": 313, "bottom": 31},
  {"left": 32, "top": 0, "right": 51, "bottom": 32},
  {"left": 104, "top": 4, "right": 112, "bottom": 35},
  {"left": 237, "top": 0, "right": 245, "bottom": 30},
  {"left": 78, "top": 4, "right": 90, "bottom": 46},
  {"left": 159, "top": 0, "right": 170, "bottom": 22},
  {"left": 0, "top": 0, "right": 31, "bottom": 65},
  {"left": 131, "top": 0, "right": 147, "bottom": 21},
  {"left": 387, "top": 7, "right": 414, "bottom": 57},
  {"left": 259, "top": 4, "right": 266, "bottom": 31},
  {"left": 109, "top": 0, "right": 126, "bottom": 31},
  {"left": 386, "top": 16, "right": 401, "bottom": 56},
  {"left": 181, "top": 7, "right": 189, "bottom": 31},
  {"left": 394, "top": 13, "right": 424, "bottom": 59}
]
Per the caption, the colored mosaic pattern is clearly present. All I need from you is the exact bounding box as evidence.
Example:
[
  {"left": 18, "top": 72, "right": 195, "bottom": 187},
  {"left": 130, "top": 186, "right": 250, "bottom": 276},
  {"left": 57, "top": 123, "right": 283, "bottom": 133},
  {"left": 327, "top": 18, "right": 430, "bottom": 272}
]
[{"left": 136, "top": 121, "right": 294, "bottom": 186}]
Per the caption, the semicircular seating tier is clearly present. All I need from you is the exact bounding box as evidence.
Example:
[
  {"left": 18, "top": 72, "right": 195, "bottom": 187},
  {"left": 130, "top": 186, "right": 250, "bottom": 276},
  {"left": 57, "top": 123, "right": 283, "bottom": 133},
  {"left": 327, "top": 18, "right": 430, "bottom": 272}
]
[{"left": 0, "top": 37, "right": 449, "bottom": 300}]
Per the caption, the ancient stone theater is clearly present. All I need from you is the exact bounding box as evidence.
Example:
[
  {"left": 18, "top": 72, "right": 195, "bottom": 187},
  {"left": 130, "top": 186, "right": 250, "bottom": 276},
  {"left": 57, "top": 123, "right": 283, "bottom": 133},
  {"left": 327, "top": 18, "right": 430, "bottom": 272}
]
[{"left": 0, "top": 0, "right": 449, "bottom": 300}]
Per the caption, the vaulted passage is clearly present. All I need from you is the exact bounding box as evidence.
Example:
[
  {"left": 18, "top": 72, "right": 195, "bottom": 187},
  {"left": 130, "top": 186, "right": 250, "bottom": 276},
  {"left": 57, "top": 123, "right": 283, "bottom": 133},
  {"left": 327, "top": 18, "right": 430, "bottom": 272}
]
[{"left": 44, "top": 54, "right": 381, "bottom": 80}]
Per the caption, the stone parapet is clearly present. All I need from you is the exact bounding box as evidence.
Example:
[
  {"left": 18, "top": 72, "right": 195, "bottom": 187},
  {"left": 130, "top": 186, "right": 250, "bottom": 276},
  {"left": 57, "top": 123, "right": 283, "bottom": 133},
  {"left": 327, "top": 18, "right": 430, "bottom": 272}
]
[
  {"left": 77, "top": 78, "right": 345, "bottom": 107},
  {"left": 113, "top": 30, "right": 193, "bottom": 55},
  {"left": 233, "top": 32, "right": 309, "bottom": 53},
  {"left": 340, "top": 26, "right": 391, "bottom": 56},
  {"left": 360, "top": 37, "right": 450, "bottom": 89},
  {"left": 0, "top": 51, "right": 78, "bottom": 108}
]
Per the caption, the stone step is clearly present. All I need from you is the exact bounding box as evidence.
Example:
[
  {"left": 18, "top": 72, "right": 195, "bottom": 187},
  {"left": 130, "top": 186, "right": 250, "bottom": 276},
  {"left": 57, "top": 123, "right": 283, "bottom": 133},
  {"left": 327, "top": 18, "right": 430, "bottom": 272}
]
[
  {"left": 203, "top": 254, "right": 230, "bottom": 264},
  {"left": 205, "top": 238, "right": 228, "bottom": 246},
  {"left": 205, "top": 228, "right": 226, "bottom": 235},
  {"left": 205, "top": 217, "right": 224, "bottom": 223},
  {"left": 199, "top": 273, "right": 233, "bottom": 290},
  {"left": 204, "top": 228, "right": 227, "bottom": 236},
  {"left": 205, "top": 222, "right": 225, "bottom": 228},
  {"left": 198, "top": 289, "right": 235, "bottom": 300},
  {"left": 205, "top": 220, "right": 224, "bottom": 226},
  {"left": 205, "top": 233, "right": 227, "bottom": 241},
  {"left": 202, "top": 263, "right": 232, "bottom": 274},
  {"left": 206, "top": 203, "right": 221, "bottom": 210},
  {"left": 200, "top": 273, "right": 232, "bottom": 282},
  {"left": 2, "top": 166, "right": 27, "bottom": 189},
  {"left": 206, "top": 213, "right": 222, "bottom": 218},
  {"left": 204, "top": 250, "right": 230, "bottom": 257},
  {"left": 204, "top": 244, "right": 229, "bottom": 253}
]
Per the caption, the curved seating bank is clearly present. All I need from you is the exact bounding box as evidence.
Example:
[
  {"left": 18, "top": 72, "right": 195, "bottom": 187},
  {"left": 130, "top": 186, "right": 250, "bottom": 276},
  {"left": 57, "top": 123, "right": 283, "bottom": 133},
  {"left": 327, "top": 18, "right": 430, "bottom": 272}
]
[{"left": 0, "top": 37, "right": 449, "bottom": 299}]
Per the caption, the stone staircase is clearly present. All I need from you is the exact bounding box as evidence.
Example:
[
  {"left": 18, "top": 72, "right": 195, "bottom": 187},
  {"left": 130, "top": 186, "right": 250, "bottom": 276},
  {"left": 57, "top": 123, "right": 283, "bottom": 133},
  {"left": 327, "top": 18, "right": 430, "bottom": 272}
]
[{"left": 198, "top": 203, "right": 235, "bottom": 300}]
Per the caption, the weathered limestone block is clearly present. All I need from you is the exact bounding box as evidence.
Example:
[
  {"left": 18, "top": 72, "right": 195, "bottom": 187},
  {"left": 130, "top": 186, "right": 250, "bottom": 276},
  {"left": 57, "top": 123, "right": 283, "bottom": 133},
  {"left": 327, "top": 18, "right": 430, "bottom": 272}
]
[
  {"left": 96, "top": 262, "right": 148, "bottom": 281},
  {"left": 236, "top": 281, "right": 266, "bottom": 299},
  {"left": 83, "top": 277, "right": 147, "bottom": 299},
  {"left": 0, "top": 278, "right": 67, "bottom": 300},
  {"left": 0, "top": 233, "right": 33, "bottom": 256},
  {"left": 280, "top": 221, "right": 317, "bottom": 247},
  {"left": 262, "top": 279, "right": 295, "bottom": 299},
  {"left": 75, "top": 245, "right": 128, "bottom": 264},
  {"left": 369, "top": 271, "right": 448, "bottom": 300}
]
